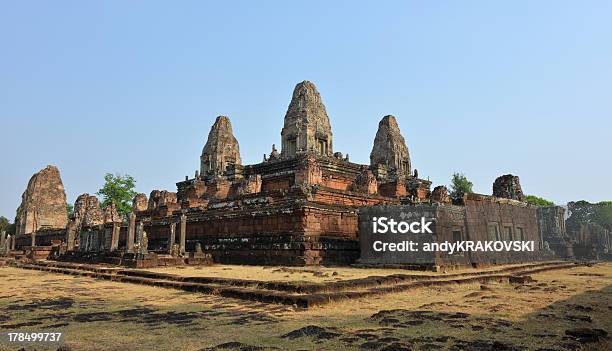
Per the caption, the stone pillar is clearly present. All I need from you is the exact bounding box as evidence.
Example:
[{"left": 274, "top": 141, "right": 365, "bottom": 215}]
[
  {"left": 79, "top": 231, "right": 86, "bottom": 252},
  {"left": 110, "top": 223, "right": 120, "bottom": 252},
  {"left": 66, "top": 221, "right": 76, "bottom": 251},
  {"left": 0, "top": 231, "right": 5, "bottom": 250},
  {"left": 11, "top": 234, "right": 15, "bottom": 251},
  {"left": 5, "top": 235, "right": 11, "bottom": 253},
  {"left": 102, "top": 226, "right": 110, "bottom": 251},
  {"left": 140, "top": 231, "right": 148, "bottom": 255},
  {"left": 88, "top": 230, "right": 94, "bottom": 252},
  {"left": 82, "top": 232, "right": 88, "bottom": 252},
  {"left": 168, "top": 222, "right": 176, "bottom": 254},
  {"left": 77, "top": 232, "right": 83, "bottom": 252},
  {"left": 98, "top": 224, "right": 106, "bottom": 252},
  {"left": 126, "top": 212, "right": 136, "bottom": 253},
  {"left": 179, "top": 214, "right": 186, "bottom": 256},
  {"left": 31, "top": 231, "right": 36, "bottom": 247},
  {"left": 137, "top": 222, "right": 144, "bottom": 246}
]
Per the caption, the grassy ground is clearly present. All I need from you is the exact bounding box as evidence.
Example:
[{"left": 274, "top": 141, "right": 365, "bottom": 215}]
[
  {"left": 143, "top": 262, "right": 543, "bottom": 283},
  {"left": 0, "top": 263, "right": 610, "bottom": 351}
]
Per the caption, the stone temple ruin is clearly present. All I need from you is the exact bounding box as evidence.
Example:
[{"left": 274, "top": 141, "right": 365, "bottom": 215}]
[
  {"left": 5, "top": 81, "right": 611, "bottom": 268},
  {"left": 14, "top": 165, "right": 68, "bottom": 236}
]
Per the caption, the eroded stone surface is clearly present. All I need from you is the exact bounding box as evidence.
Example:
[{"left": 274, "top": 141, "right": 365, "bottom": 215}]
[
  {"left": 352, "top": 168, "right": 378, "bottom": 195},
  {"left": 281, "top": 81, "right": 333, "bottom": 157},
  {"left": 237, "top": 175, "right": 262, "bottom": 195},
  {"left": 133, "top": 193, "right": 148, "bottom": 212},
  {"left": 15, "top": 165, "right": 68, "bottom": 235},
  {"left": 103, "top": 203, "right": 123, "bottom": 223},
  {"left": 370, "top": 115, "right": 410, "bottom": 178},
  {"left": 81, "top": 195, "right": 104, "bottom": 228},
  {"left": 200, "top": 116, "right": 241, "bottom": 177},
  {"left": 66, "top": 193, "right": 104, "bottom": 249},
  {"left": 493, "top": 174, "right": 524, "bottom": 201},
  {"left": 431, "top": 186, "right": 451, "bottom": 204},
  {"left": 148, "top": 190, "right": 178, "bottom": 210}
]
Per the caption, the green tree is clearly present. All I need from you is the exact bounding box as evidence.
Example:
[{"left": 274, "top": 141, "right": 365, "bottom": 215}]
[
  {"left": 524, "top": 195, "right": 555, "bottom": 207},
  {"left": 0, "top": 216, "right": 9, "bottom": 232},
  {"left": 66, "top": 203, "right": 74, "bottom": 218},
  {"left": 593, "top": 201, "right": 612, "bottom": 230},
  {"left": 449, "top": 172, "right": 473, "bottom": 203},
  {"left": 96, "top": 173, "right": 137, "bottom": 221},
  {"left": 566, "top": 200, "right": 595, "bottom": 232},
  {"left": 0, "top": 216, "right": 16, "bottom": 235},
  {"left": 565, "top": 200, "right": 612, "bottom": 232}
]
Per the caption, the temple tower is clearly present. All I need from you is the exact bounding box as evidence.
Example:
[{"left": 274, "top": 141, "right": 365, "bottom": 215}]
[
  {"left": 281, "top": 81, "right": 333, "bottom": 158},
  {"left": 15, "top": 165, "right": 68, "bottom": 235},
  {"left": 200, "top": 116, "right": 242, "bottom": 177},
  {"left": 493, "top": 174, "right": 524, "bottom": 201},
  {"left": 370, "top": 115, "right": 411, "bottom": 176}
]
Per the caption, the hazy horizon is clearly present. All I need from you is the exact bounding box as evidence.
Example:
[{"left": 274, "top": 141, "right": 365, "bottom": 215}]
[{"left": 1, "top": 1, "right": 611, "bottom": 220}]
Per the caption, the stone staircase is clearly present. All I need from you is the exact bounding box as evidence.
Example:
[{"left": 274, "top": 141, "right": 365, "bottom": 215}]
[{"left": 6, "top": 260, "right": 583, "bottom": 308}]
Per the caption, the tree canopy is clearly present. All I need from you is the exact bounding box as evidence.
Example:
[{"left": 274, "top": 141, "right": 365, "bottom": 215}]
[
  {"left": 449, "top": 172, "right": 473, "bottom": 203},
  {"left": 0, "top": 216, "right": 16, "bottom": 235},
  {"left": 96, "top": 173, "right": 137, "bottom": 221},
  {"left": 0, "top": 216, "right": 9, "bottom": 232},
  {"left": 524, "top": 195, "right": 555, "bottom": 207},
  {"left": 567, "top": 200, "right": 612, "bottom": 232},
  {"left": 593, "top": 201, "right": 612, "bottom": 230}
]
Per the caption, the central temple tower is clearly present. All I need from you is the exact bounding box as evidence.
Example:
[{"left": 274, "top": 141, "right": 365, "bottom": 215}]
[
  {"left": 200, "top": 116, "right": 241, "bottom": 177},
  {"left": 280, "top": 81, "right": 333, "bottom": 157},
  {"left": 370, "top": 115, "right": 411, "bottom": 177}
]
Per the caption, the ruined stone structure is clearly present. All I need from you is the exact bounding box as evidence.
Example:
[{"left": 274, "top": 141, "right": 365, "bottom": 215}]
[
  {"left": 11, "top": 81, "right": 583, "bottom": 268},
  {"left": 359, "top": 192, "right": 553, "bottom": 269},
  {"left": 82, "top": 196, "right": 104, "bottom": 228},
  {"left": 431, "top": 186, "right": 452, "bottom": 204},
  {"left": 132, "top": 193, "right": 148, "bottom": 212},
  {"left": 493, "top": 174, "right": 524, "bottom": 201},
  {"left": 14, "top": 165, "right": 68, "bottom": 235},
  {"left": 536, "top": 206, "right": 573, "bottom": 259},
  {"left": 103, "top": 203, "right": 123, "bottom": 224},
  {"left": 132, "top": 81, "right": 432, "bottom": 265},
  {"left": 200, "top": 116, "right": 242, "bottom": 178},
  {"left": 142, "top": 190, "right": 180, "bottom": 217},
  {"left": 370, "top": 115, "right": 411, "bottom": 178},
  {"left": 61, "top": 194, "right": 107, "bottom": 251},
  {"left": 148, "top": 190, "right": 178, "bottom": 211},
  {"left": 570, "top": 223, "right": 611, "bottom": 259},
  {"left": 565, "top": 201, "right": 612, "bottom": 260},
  {"left": 281, "top": 81, "right": 333, "bottom": 158}
]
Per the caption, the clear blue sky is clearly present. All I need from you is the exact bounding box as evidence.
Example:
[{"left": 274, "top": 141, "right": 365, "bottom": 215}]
[{"left": 1, "top": 1, "right": 611, "bottom": 219}]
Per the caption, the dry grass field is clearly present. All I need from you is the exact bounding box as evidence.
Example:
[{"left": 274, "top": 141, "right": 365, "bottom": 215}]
[
  {"left": 0, "top": 263, "right": 610, "bottom": 351},
  {"left": 143, "top": 262, "right": 536, "bottom": 283}
]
